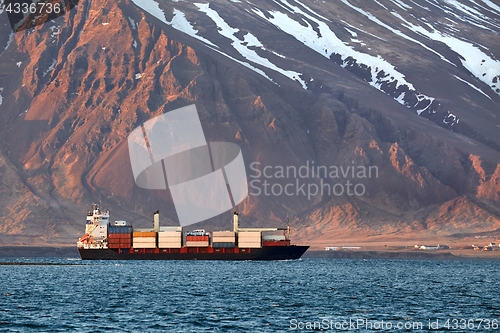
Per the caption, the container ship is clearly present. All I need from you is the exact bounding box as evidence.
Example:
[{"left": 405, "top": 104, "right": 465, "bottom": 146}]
[{"left": 77, "top": 204, "right": 309, "bottom": 260}]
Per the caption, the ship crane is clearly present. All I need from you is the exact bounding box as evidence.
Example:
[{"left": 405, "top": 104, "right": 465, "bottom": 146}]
[{"left": 232, "top": 211, "right": 288, "bottom": 235}]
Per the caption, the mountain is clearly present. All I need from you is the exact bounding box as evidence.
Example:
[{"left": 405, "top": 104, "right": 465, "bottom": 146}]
[{"left": 0, "top": 0, "right": 499, "bottom": 245}]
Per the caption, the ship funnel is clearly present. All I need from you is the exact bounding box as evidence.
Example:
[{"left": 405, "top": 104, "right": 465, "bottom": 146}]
[
  {"left": 233, "top": 212, "right": 239, "bottom": 233},
  {"left": 154, "top": 210, "right": 160, "bottom": 232}
]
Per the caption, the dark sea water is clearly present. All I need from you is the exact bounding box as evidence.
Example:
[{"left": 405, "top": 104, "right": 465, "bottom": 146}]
[{"left": 0, "top": 258, "right": 499, "bottom": 332}]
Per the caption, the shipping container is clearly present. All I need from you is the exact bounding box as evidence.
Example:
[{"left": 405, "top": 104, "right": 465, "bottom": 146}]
[
  {"left": 238, "top": 231, "right": 261, "bottom": 237},
  {"left": 159, "top": 226, "right": 182, "bottom": 232},
  {"left": 132, "top": 243, "right": 156, "bottom": 249},
  {"left": 158, "top": 238, "right": 181, "bottom": 243},
  {"left": 185, "top": 241, "right": 209, "bottom": 247},
  {"left": 238, "top": 239, "right": 262, "bottom": 248},
  {"left": 212, "top": 231, "right": 236, "bottom": 237},
  {"left": 108, "top": 233, "right": 131, "bottom": 239},
  {"left": 108, "top": 226, "right": 133, "bottom": 234},
  {"left": 132, "top": 239, "right": 156, "bottom": 244},
  {"left": 158, "top": 233, "right": 181, "bottom": 238},
  {"left": 158, "top": 231, "right": 182, "bottom": 236},
  {"left": 262, "top": 230, "right": 286, "bottom": 241},
  {"left": 108, "top": 238, "right": 131, "bottom": 243},
  {"left": 158, "top": 242, "right": 182, "bottom": 249},
  {"left": 186, "top": 235, "right": 209, "bottom": 242},
  {"left": 212, "top": 236, "right": 236, "bottom": 242},
  {"left": 108, "top": 243, "right": 132, "bottom": 249},
  {"left": 133, "top": 231, "right": 156, "bottom": 237},
  {"left": 212, "top": 242, "right": 236, "bottom": 248}
]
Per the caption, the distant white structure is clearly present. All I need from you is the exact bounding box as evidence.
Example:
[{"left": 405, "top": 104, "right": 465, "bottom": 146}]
[
  {"left": 419, "top": 245, "right": 438, "bottom": 250},
  {"left": 324, "top": 246, "right": 361, "bottom": 251},
  {"left": 415, "top": 244, "right": 449, "bottom": 250}
]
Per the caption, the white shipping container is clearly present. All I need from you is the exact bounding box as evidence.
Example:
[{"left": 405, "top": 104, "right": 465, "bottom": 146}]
[
  {"left": 158, "top": 231, "right": 182, "bottom": 237},
  {"left": 132, "top": 241, "right": 156, "bottom": 245},
  {"left": 132, "top": 243, "right": 156, "bottom": 249},
  {"left": 159, "top": 239, "right": 181, "bottom": 244},
  {"left": 158, "top": 242, "right": 182, "bottom": 249},
  {"left": 132, "top": 237, "right": 156, "bottom": 241},
  {"left": 185, "top": 241, "right": 209, "bottom": 247},
  {"left": 158, "top": 241, "right": 182, "bottom": 244},
  {"left": 158, "top": 235, "right": 182, "bottom": 240},
  {"left": 212, "top": 235, "right": 236, "bottom": 239},
  {"left": 212, "top": 231, "right": 236, "bottom": 237},
  {"left": 238, "top": 236, "right": 261, "bottom": 241},
  {"left": 238, "top": 231, "right": 261, "bottom": 237},
  {"left": 159, "top": 226, "right": 183, "bottom": 232},
  {"left": 158, "top": 234, "right": 181, "bottom": 239},
  {"left": 262, "top": 235, "right": 286, "bottom": 241}
]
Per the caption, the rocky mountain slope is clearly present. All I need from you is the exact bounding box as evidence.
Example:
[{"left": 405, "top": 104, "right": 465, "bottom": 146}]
[{"left": 0, "top": 0, "right": 499, "bottom": 244}]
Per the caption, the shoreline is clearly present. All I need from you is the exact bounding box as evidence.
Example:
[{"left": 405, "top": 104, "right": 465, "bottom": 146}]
[{"left": 302, "top": 249, "right": 500, "bottom": 260}]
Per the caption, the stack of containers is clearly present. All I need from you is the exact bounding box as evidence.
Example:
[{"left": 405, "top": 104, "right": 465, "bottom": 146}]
[
  {"left": 238, "top": 231, "right": 262, "bottom": 248},
  {"left": 93, "top": 224, "right": 108, "bottom": 241},
  {"left": 132, "top": 231, "right": 157, "bottom": 248},
  {"left": 108, "top": 225, "right": 132, "bottom": 249},
  {"left": 186, "top": 234, "right": 209, "bottom": 247},
  {"left": 158, "top": 226, "right": 182, "bottom": 248},
  {"left": 212, "top": 231, "right": 236, "bottom": 248}
]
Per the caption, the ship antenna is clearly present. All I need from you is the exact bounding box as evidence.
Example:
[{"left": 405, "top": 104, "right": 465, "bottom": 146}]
[{"left": 286, "top": 213, "right": 291, "bottom": 240}]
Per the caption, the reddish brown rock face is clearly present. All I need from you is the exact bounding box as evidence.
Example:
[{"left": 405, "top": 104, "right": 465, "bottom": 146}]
[{"left": 0, "top": 0, "right": 499, "bottom": 244}]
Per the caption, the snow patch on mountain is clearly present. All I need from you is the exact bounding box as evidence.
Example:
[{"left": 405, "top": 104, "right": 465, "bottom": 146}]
[
  {"left": 0, "top": 87, "right": 3, "bottom": 106},
  {"left": 454, "top": 75, "right": 492, "bottom": 100},
  {"left": 3, "top": 32, "right": 14, "bottom": 54},
  {"left": 43, "top": 59, "right": 57, "bottom": 77},
  {"left": 258, "top": 3, "right": 412, "bottom": 86},
  {"left": 341, "top": 21, "right": 387, "bottom": 41},
  {"left": 480, "top": 0, "right": 500, "bottom": 14},
  {"left": 409, "top": 0, "right": 430, "bottom": 11},
  {"left": 252, "top": 0, "right": 443, "bottom": 115},
  {"left": 405, "top": 22, "right": 500, "bottom": 95},
  {"left": 212, "top": 48, "right": 272, "bottom": 82},
  {"left": 168, "top": 9, "right": 217, "bottom": 47},
  {"left": 293, "top": 0, "right": 332, "bottom": 22},
  {"left": 427, "top": 0, "right": 500, "bottom": 30},
  {"left": 195, "top": 3, "right": 306, "bottom": 89},
  {"left": 390, "top": 0, "right": 412, "bottom": 10},
  {"left": 443, "top": 111, "right": 459, "bottom": 126},
  {"left": 128, "top": 17, "right": 137, "bottom": 29},
  {"left": 341, "top": 0, "right": 453, "bottom": 65},
  {"left": 130, "top": 0, "right": 167, "bottom": 24},
  {"left": 373, "top": 0, "right": 388, "bottom": 10}
]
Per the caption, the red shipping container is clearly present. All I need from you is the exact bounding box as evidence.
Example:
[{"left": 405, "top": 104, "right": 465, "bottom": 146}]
[
  {"left": 109, "top": 243, "right": 131, "bottom": 249},
  {"left": 108, "top": 233, "right": 131, "bottom": 239},
  {"left": 186, "top": 235, "right": 209, "bottom": 241}
]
